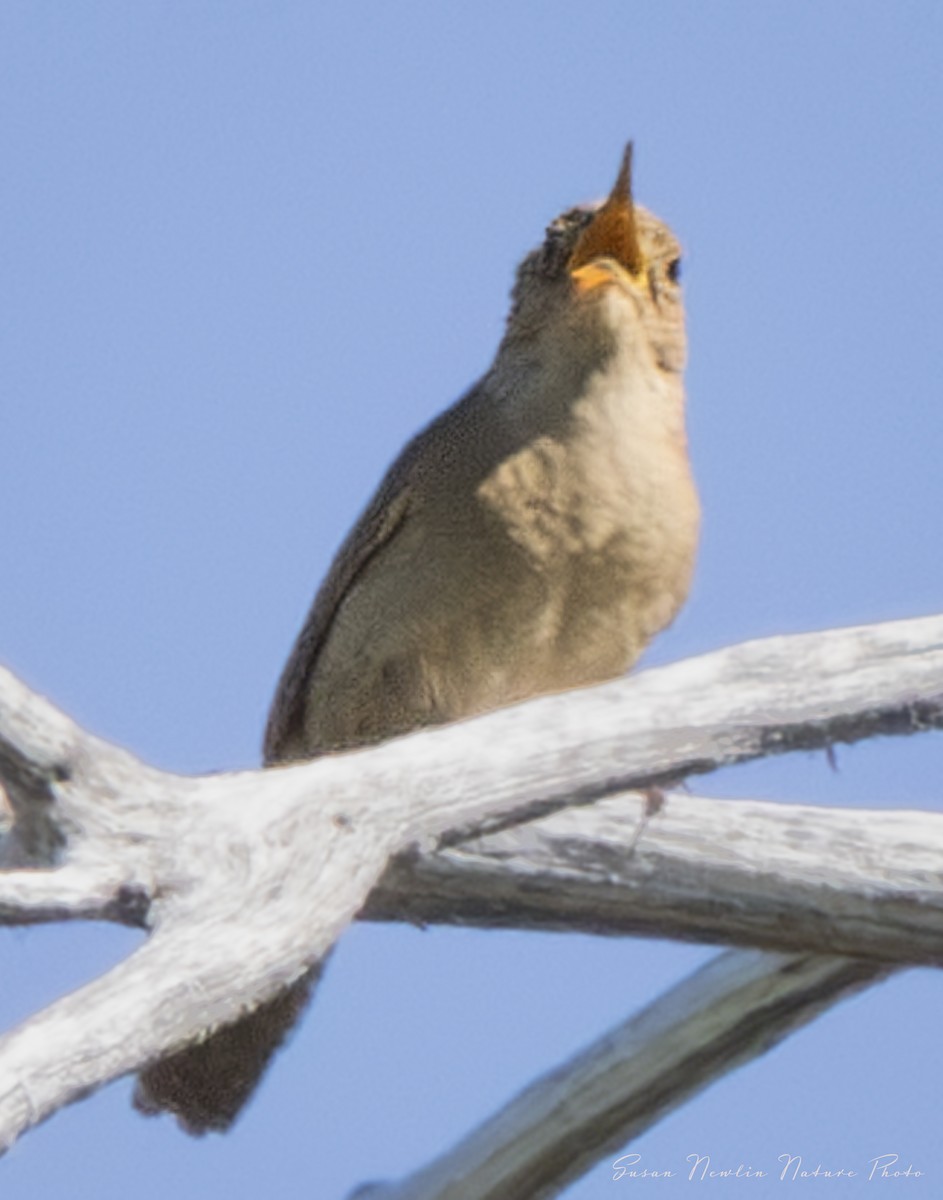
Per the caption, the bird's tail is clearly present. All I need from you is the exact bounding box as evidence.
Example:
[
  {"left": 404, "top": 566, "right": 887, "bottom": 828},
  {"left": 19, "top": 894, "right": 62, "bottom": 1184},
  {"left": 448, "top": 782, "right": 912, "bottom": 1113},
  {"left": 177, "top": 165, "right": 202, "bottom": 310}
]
[{"left": 133, "top": 963, "right": 323, "bottom": 1134}]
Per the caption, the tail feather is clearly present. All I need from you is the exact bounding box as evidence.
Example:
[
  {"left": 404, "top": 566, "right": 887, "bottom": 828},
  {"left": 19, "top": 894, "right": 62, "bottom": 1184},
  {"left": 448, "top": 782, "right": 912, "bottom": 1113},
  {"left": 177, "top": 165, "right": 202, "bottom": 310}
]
[{"left": 133, "top": 967, "right": 321, "bottom": 1134}]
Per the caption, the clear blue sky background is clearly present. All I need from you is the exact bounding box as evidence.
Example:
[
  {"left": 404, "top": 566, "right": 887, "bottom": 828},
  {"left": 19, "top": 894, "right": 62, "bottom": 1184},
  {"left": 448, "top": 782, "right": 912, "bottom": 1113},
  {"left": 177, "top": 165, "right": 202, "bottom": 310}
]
[{"left": 2, "top": 3, "right": 942, "bottom": 1197}]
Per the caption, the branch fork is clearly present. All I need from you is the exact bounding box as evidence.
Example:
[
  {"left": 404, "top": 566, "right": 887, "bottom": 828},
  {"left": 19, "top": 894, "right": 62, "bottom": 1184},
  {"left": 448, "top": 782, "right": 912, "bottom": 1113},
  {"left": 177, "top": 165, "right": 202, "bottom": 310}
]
[{"left": 1, "top": 613, "right": 941, "bottom": 1197}]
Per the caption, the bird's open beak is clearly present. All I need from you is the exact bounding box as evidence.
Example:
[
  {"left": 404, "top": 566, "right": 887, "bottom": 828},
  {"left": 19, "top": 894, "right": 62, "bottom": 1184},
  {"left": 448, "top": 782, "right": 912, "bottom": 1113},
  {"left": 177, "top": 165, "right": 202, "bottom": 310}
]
[{"left": 568, "top": 143, "right": 645, "bottom": 293}]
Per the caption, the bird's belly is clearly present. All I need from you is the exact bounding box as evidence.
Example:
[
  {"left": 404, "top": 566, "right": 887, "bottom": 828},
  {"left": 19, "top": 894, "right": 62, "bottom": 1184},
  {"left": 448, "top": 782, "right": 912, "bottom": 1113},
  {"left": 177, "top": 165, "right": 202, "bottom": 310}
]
[
  {"left": 421, "top": 540, "right": 666, "bottom": 719},
  {"left": 308, "top": 426, "right": 697, "bottom": 751},
  {"left": 426, "top": 429, "right": 697, "bottom": 713}
]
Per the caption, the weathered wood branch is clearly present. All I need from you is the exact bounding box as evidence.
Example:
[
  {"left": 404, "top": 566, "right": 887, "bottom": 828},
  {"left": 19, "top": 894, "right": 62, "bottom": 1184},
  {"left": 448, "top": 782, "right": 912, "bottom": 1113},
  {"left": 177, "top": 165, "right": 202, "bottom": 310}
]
[
  {"left": 353, "top": 951, "right": 888, "bottom": 1200},
  {"left": 368, "top": 788, "right": 943, "bottom": 965},
  {"left": 0, "top": 614, "right": 940, "bottom": 1178}
]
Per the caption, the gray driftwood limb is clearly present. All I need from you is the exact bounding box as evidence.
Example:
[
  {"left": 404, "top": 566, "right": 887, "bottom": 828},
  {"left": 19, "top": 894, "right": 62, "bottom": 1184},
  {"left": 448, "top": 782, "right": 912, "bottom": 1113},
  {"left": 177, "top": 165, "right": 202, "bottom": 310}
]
[
  {"left": 0, "top": 613, "right": 940, "bottom": 1190},
  {"left": 352, "top": 952, "right": 887, "bottom": 1200},
  {"left": 367, "top": 786, "right": 943, "bottom": 965}
]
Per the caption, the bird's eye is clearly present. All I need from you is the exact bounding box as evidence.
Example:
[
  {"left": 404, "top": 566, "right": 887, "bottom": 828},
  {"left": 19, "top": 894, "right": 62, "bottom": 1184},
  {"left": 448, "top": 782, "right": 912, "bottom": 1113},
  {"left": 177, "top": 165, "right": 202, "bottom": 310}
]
[{"left": 666, "top": 257, "right": 682, "bottom": 284}]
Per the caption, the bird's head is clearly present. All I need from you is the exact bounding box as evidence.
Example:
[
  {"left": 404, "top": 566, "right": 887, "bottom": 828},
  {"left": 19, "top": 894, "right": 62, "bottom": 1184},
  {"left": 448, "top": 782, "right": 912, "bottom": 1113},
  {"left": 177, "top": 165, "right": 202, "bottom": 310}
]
[{"left": 504, "top": 144, "right": 686, "bottom": 374}]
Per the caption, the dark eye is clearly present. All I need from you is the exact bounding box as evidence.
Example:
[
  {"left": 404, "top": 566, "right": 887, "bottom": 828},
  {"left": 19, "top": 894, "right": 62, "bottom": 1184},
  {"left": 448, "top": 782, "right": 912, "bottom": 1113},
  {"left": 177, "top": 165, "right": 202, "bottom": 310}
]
[{"left": 666, "top": 257, "right": 682, "bottom": 284}]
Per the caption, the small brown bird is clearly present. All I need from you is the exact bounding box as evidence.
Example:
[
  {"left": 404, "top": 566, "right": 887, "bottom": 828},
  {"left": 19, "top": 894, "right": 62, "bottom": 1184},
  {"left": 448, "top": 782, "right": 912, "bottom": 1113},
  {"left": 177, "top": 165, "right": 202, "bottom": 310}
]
[{"left": 135, "top": 144, "right": 699, "bottom": 1132}]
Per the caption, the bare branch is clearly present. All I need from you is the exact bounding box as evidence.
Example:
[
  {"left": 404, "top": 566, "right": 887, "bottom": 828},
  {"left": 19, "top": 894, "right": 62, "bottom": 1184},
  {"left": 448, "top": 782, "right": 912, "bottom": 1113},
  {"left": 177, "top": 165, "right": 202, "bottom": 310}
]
[
  {"left": 353, "top": 951, "right": 887, "bottom": 1200},
  {"left": 0, "top": 863, "right": 149, "bottom": 926},
  {"left": 368, "top": 788, "right": 943, "bottom": 965},
  {"left": 0, "top": 613, "right": 940, "bottom": 1157}
]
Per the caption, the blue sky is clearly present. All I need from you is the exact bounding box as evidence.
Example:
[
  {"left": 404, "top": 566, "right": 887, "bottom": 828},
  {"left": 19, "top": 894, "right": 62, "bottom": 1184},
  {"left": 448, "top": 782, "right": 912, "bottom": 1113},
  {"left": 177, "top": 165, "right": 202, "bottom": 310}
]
[{"left": 2, "top": 3, "right": 942, "bottom": 1196}]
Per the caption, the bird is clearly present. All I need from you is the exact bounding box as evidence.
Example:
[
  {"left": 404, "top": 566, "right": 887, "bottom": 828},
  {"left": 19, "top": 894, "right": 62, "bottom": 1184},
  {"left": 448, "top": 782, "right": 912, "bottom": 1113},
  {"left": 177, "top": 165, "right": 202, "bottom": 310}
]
[{"left": 134, "top": 143, "right": 700, "bottom": 1133}]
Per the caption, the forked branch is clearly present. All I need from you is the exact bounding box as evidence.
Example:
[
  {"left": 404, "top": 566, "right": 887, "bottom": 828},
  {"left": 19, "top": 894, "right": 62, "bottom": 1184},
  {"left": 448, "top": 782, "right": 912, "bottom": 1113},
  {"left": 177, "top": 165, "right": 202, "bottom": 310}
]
[{"left": 0, "top": 614, "right": 940, "bottom": 1189}]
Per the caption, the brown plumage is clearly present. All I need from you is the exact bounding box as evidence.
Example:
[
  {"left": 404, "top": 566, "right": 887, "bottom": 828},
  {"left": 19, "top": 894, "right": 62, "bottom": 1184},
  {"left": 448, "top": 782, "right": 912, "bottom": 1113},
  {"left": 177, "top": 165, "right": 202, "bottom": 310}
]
[{"left": 135, "top": 144, "right": 699, "bottom": 1132}]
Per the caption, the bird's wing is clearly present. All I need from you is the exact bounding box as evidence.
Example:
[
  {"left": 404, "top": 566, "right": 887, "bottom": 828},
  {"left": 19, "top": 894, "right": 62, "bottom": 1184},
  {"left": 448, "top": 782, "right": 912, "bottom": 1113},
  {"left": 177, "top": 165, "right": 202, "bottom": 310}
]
[{"left": 262, "top": 471, "right": 415, "bottom": 763}]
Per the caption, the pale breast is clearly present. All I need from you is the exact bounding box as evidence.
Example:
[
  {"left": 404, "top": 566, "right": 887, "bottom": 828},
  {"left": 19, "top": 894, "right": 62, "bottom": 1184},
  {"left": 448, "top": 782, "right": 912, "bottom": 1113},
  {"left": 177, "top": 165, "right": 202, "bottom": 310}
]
[{"left": 473, "top": 356, "right": 699, "bottom": 690}]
